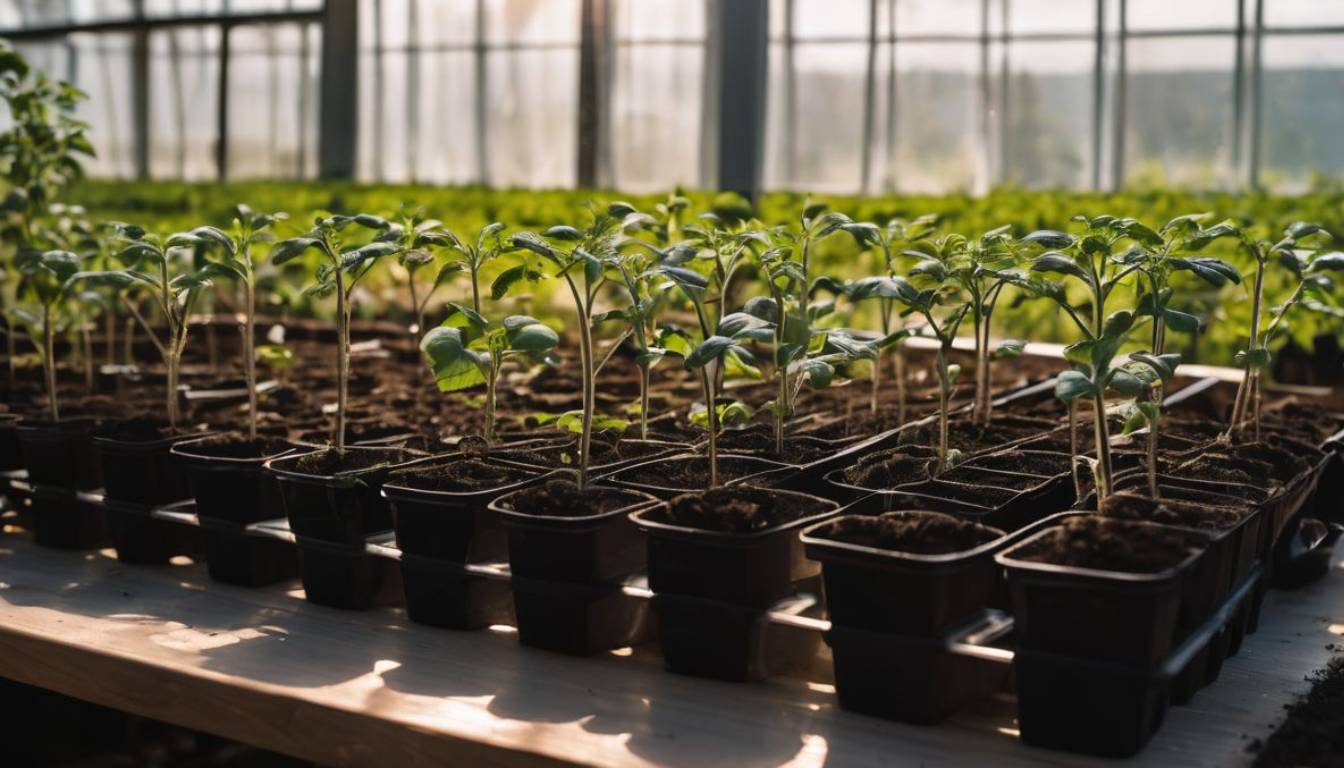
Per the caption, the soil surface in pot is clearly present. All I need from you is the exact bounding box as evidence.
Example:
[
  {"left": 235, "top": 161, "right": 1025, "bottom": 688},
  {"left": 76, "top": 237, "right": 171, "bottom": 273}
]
[
  {"left": 181, "top": 434, "right": 292, "bottom": 459},
  {"left": 505, "top": 478, "right": 637, "bottom": 517},
  {"left": 817, "top": 510, "right": 1002, "bottom": 554},
  {"left": 937, "top": 465, "right": 1041, "bottom": 491},
  {"left": 709, "top": 430, "right": 847, "bottom": 464},
  {"left": 658, "top": 486, "right": 830, "bottom": 534},
  {"left": 288, "top": 448, "right": 409, "bottom": 476},
  {"left": 389, "top": 458, "right": 529, "bottom": 493},
  {"left": 616, "top": 455, "right": 776, "bottom": 488},
  {"left": 961, "top": 451, "right": 1072, "bottom": 477},
  {"left": 495, "top": 438, "right": 673, "bottom": 469},
  {"left": 1100, "top": 492, "right": 1247, "bottom": 532},
  {"left": 843, "top": 446, "right": 938, "bottom": 488},
  {"left": 96, "top": 415, "right": 182, "bottom": 442},
  {"left": 1173, "top": 453, "right": 1279, "bottom": 490},
  {"left": 1014, "top": 516, "right": 1202, "bottom": 574}
]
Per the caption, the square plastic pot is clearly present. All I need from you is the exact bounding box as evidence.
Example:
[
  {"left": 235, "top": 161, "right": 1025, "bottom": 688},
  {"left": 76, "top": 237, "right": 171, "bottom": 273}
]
[
  {"left": 102, "top": 497, "right": 200, "bottom": 564},
  {"left": 17, "top": 417, "right": 103, "bottom": 490},
  {"left": 94, "top": 429, "right": 206, "bottom": 506},
  {"left": 295, "top": 535, "right": 389, "bottom": 610},
  {"left": 268, "top": 447, "right": 417, "bottom": 547},
  {"left": 29, "top": 484, "right": 108, "bottom": 549},
  {"left": 604, "top": 454, "right": 796, "bottom": 500},
  {"left": 630, "top": 488, "right": 840, "bottom": 607},
  {"left": 398, "top": 554, "right": 513, "bottom": 630},
  {"left": 172, "top": 436, "right": 299, "bottom": 527},
  {"left": 650, "top": 592, "right": 822, "bottom": 682},
  {"left": 0, "top": 413, "right": 22, "bottom": 472}
]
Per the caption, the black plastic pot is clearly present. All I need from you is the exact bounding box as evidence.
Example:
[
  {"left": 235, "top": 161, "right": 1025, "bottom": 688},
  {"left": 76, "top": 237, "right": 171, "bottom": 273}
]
[
  {"left": 628, "top": 488, "right": 839, "bottom": 681},
  {"left": 824, "top": 467, "right": 1070, "bottom": 532},
  {"left": 172, "top": 435, "right": 301, "bottom": 586},
  {"left": 17, "top": 417, "right": 102, "bottom": 490},
  {"left": 492, "top": 485, "right": 659, "bottom": 655},
  {"left": 604, "top": 453, "right": 794, "bottom": 500},
  {"left": 997, "top": 521, "right": 1209, "bottom": 756},
  {"left": 29, "top": 484, "right": 108, "bottom": 549},
  {"left": 268, "top": 446, "right": 418, "bottom": 610},
  {"left": 489, "top": 438, "right": 689, "bottom": 478},
  {"left": 382, "top": 457, "right": 553, "bottom": 629},
  {"left": 0, "top": 413, "right": 23, "bottom": 472},
  {"left": 102, "top": 496, "right": 200, "bottom": 564},
  {"left": 94, "top": 429, "right": 207, "bottom": 506}
]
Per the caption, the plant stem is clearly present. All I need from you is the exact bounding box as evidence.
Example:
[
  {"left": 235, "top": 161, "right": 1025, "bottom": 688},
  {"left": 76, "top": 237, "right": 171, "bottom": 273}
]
[
  {"left": 1068, "top": 399, "right": 1082, "bottom": 502},
  {"left": 638, "top": 365, "right": 650, "bottom": 440},
  {"left": 334, "top": 264, "right": 349, "bottom": 453},
  {"left": 105, "top": 307, "right": 116, "bottom": 367},
  {"left": 700, "top": 368, "right": 719, "bottom": 488},
  {"left": 894, "top": 344, "right": 906, "bottom": 425},
  {"left": 81, "top": 323, "right": 93, "bottom": 394},
  {"left": 576, "top": 305, "right": 595, "bottom": 491},
  {"left": 935, "top": 344, "right": 950, "bottom": 474},
  {"left": 245, "top": 279, "right": 258, "bottom": 441},
  {"left": 1229, "top": 257, "right": 1265, "bottom": 438},
  {"left": 42, "top": 305, "right": 58, "bottom": 422},
  {"left": 470, "top": 267, "right": 482, "bottom": 315},
  {"left": 1091, "top": 390, "right": 1113, "bottom": 501},
  {"left": 484, "top": 364, "right": 498, "bottom": 444},
  {"left": 775, "top": 362, "right": 788, "bottom": 458}
]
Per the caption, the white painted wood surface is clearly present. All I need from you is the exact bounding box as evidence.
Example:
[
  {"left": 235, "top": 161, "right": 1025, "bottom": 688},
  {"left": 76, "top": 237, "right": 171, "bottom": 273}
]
[{"left": 0, "top": 521, "right": 1340, "bottom": 767}]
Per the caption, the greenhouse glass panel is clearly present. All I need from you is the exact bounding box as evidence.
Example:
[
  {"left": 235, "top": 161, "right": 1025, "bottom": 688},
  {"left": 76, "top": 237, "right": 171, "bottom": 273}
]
[
  {"left": 1123, "top": 35, "right": 1236, "bottom": 189},
  {"left": 227, "top": 24, "right": 318, "bottom": 180},
  {"left": 764, "top": 41, "right": 868, "bottom": 193},
  {"left": 891, "top": 42, "right": 984, "bottom": 194},
  {"left": 484, "top": 0, "right": 582, "bottom": 45},
  {"left": 1006, "top": 0, "right": 1095, "bottom": 34},
  {"left": 1260, "top": 34, "right": 1344, "bottom": 192},
  {"left": 1001, "top": 40, "right": 1094, "bottom": 189},
  {"left": 484, "top": 47, "right": 579, "bottom": 188},
  {"left": 608, "top": 0, "right": 707, "bottom": 192},
  {"left": 148, "top": 25, "right": 221, "bottom": 181},
  {"left": 1127, "top": 0, "right": 1239, "bottom": 31},
  {"left": 412, "top": 49, "right": 478, "bottom": 185},
  {"left": 71, "top": 32, "right": 136, "bottom": 179},
  {"left": 1265, "top": 0, "right": 1344, "bottom": 28},
  {"left": 895, "top": 0, "right": 983, "bottom": 36}
]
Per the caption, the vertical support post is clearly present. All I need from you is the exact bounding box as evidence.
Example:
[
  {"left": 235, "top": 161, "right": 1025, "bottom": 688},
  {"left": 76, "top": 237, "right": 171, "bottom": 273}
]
[
  {"left": 1090, "top": 0, "right": 1105, "bottom": 190},
  {"left": 1248, "top": 0, "right": 1264, "bottom": 190},
  {"left": 474, "top": 0, "right": 489, "bottom": 185},
  {"left": 407, "top": 0, "right": 419, "bottom": 182},
  {"left": 999, "top": 0, "right": 1011, "bottom": 185},
  {"left": 318, "top": 0, "right": 358, "bottom": 179},
  {"left": 882, "top": 0, "right": 897, "bottom": 191},
  {"left": 576, "top": 0, "right": 605, "bottom": 188},
  {"left": 781, "top": 0, "right": 796, "bottom": 184},
  {"left": 216, "top": 23, "right": 231, "bottom": 181},
  {"left": 716, "top": 0, "right": 769, "bottom": 201},
  {"left": 698, "top": 0, "right": 721, "bottom": 188},
  {"left": 132, "top": 24, "right": 150, "bottom": 179},
  {"left": 859, "top": 0, "right": 878, "bottom": 194},
  {"left": 1231, "top": 0, "right": 1246, "bottom": 182},
  {"left": 977, "top": 0, "right": 991, "bottom": 192},
  {"left": 1110, "top": 0, "right": 1127, "bottom": 191}
]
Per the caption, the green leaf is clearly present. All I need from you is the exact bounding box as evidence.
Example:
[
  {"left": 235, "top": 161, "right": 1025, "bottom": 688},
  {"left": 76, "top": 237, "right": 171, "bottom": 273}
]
[
  {"left": 1129, "top": 351, "right": 1181, "bottom": 382},
  {"left": 420, "top": 326, "right": 488, "bottom": 392},
  {"left": 686, "top": 336, "right": 735, "bottom": 369},
  {"left": 442, "top": 302, "right": 490, "bottom": 336},
  {"left": 1021, "top": 230, "right": 1076, "bottom": 249},
  {"left": 1108, "top": 368, "right": 1145, "bottom": 396},
  {"left": 1170, "top": 257, "right": 1241, "bottom": 286},
  {"left": 1162, "top": 307, "right": 1201, "bottom": 333},
  {"left": 791, "top": 358, "right": 835, "bottom": 388},
  {"left": 504, "top": 318, "right": 559, "bottom": 354},
  {"left": 543, "top": 225, "right": 583, "bottom": 241},
  {"left": 1055, "top": 370, "right": 1096, "bottom": 402},
  {"left": 992, "top": 339, "right": 1026, "bottom": 360},
  {"left": 492, "top": 263, "right": 537, "bottom": 300},
  {"left": 272, "top": 237, "right": 320, "bottom": 265},
  {"left": 1031, "top": 252, "right": 1088, "bottom": 280},
  {"left": 1102, "top": 309, "right": 1134, "bottom": 339},
  {"left": 1309, "top": 252, "right": 1344, "bottom": 272}
]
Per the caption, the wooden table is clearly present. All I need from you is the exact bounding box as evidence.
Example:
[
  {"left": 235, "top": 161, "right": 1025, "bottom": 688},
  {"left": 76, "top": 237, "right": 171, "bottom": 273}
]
[{"left": 0, "top": 512, "right": 1341, "bottom": 768}]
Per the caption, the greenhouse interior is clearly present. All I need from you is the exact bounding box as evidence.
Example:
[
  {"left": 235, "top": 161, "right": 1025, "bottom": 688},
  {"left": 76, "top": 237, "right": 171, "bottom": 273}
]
[{"left": 1, "top": 1, "right": 1343, "bottom": 767}]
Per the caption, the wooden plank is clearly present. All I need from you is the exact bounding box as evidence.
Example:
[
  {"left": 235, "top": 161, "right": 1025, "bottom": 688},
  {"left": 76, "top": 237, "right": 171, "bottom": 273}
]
[{"left": 0, "top": 529, "right": 1340, "bottom": 767}]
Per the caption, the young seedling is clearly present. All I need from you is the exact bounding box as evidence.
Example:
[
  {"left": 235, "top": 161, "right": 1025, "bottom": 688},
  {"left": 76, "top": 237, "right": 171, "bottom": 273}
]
[
  {"left": 1122, "top": 351, "right": 1183, "bottom": 499},
  {"left": 0, "top": 45, "right": 94, "bottom": 391},
  {"left": 181, "top": 205, "right": 287, "bottom": 441},
  {"left": 1018, "top": 216, "right": 1159, "bottom": 499},
  {"left": 511, "top": 210, "right": 632, "bottom": 491},
  {"left": 420, "top": 303, "right": 559, "bottom": 445},
  {"left": 606, "top": 201, "right": 675, "bottom": 440},
  {"left": 756, "top": 203, "right": 852, "bottom": 455},
  {"left": 656, "top": 262, "right": 771, "bottom": 486},
  {"left": 376, "top": 205, "right": 456, "bottom": 339},
  {"left": 1221, "top": 222, "right": 1342, "bottom": 441},
  {"left": 272, "top": 214, "right": 401, "bottom": 452},
  {"left": 841, "top": 215, "right": 937, "bottom": 419},
  {"left": 12, "top": 249, "right": 83, "bottom": 420}
]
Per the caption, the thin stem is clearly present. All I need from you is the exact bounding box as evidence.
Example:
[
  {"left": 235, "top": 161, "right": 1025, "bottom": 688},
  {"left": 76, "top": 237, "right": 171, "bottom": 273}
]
[
  {"left": 334, "top": 264, "right": 349, "bottom": 453},
  {"left": 43, "top": 305, "right": 58, "bottom": 422},
  {"left": 105, "top": 306, "right": 116, "bottom": 367},
  {"left": 245, "top": 279, "right": 258, "bottom": 441},
  {"left": 700, "top": 367, "right": 720, "bottom": 488},
  {"left": 638, "top": 365, "right": 650, "bottom": 440},
  {"left": 1091, "top": 390, "right": 1113, "bottom": 501},
  {"left": 894, "top": 343, "right": 907, "bottom": 425},
  {"left": 1068, "top": 399, "right": 1082, "bottom": 503},
  {"left": 935, "top": 344, "right": 951, "bottom": 474},
  {"left": 81, "top": 323, "right": 93, "bottom": 394},
  {"left": 561, "top": 273, "right": 595, "bottom": 491},
  {"left": 470, "top": 265, "right": 482, "bottom": 315},
  {"left": 485, "top": 363, "right": 498, "bottom": 444}
]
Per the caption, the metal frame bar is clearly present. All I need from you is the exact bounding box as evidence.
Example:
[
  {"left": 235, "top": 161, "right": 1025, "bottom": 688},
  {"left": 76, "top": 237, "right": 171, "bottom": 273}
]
[{"left": 1110, "top": 0, "right": 1128, "bottom": 191}]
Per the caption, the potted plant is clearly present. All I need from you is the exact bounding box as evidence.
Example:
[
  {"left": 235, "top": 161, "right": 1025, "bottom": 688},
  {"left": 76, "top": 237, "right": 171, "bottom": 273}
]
[
  {"left": 265, "top": 213, "right": 419, "bottom": 609},
  {"left": 486, "top": 212, "right": 662, "bottom": 654},
  {"left": 168, "top": 205, "right": 299, "bottom": 585},
  {"left": 382, "top": 304, "right": 561, "bottom": 628}
]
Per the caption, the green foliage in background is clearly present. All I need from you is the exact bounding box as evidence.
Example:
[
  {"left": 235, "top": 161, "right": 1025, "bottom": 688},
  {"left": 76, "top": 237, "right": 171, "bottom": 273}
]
[{"left": 62, "top": 179, "right": 1344, "bottom": 368}]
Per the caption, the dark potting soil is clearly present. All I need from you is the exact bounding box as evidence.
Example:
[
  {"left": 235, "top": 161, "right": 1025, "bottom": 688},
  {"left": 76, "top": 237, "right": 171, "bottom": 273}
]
[
  {"left": 900, "top": 479, "right": 1020, "bottom": 508},
  {"left": 1113, "top": 473, "right": 1262, "bottom": 510},
  {"left": 1262, "top": 402, "right": 1344, "bottom": 443},
  {"left": 96, "top": 414, "right": 179, "bottom": 442},
  {"left": 961, "top": 450, "right": 1073, "bottom": 477},
  {"left": 1175, "top": 453, "right": 1279, "bottom": 490},
  {"left": 818, "top": 510, "right": 1002, "bottom": 555},
  {"left": 712, "top": 429, "right": 844, "bottom": 463},
  {"left": 493, "top": 438, "right": 671, "bottom": 469},
  {"left": 937, "top": 465, "right": 1041, "bottom": 491},
  {"left": 1100, "top": 492, "right": 1246, "bottom": 532},
  {"left": 389, "top": 458, "right": 529, "bottom": 493},
  {"left": 617, "top": 455, "right": 776, "bottom": 488},
  {"left": 843, "top": 446, "right": 938, "bottom": 488},
  {"left": 1228, "top": 441, "right": 1310, "bottom": 482},
  {"left": 504, "top": 478, "right": 638, "bottom": 517},
  {"left": 180, "top": 433, "right": 292, "bottom": 459},
  {"left": 1014, "top": 515, "right": 1204, "bottom": 574},
  {"left": 659, "top": 486, "right": 830, "bottom": 534},
  {"left": 1250, "top": 654, "right": 1344, "bottom": 767},
  {"left": 287, "top": 447, "right": 411, "bottom": 476}
]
